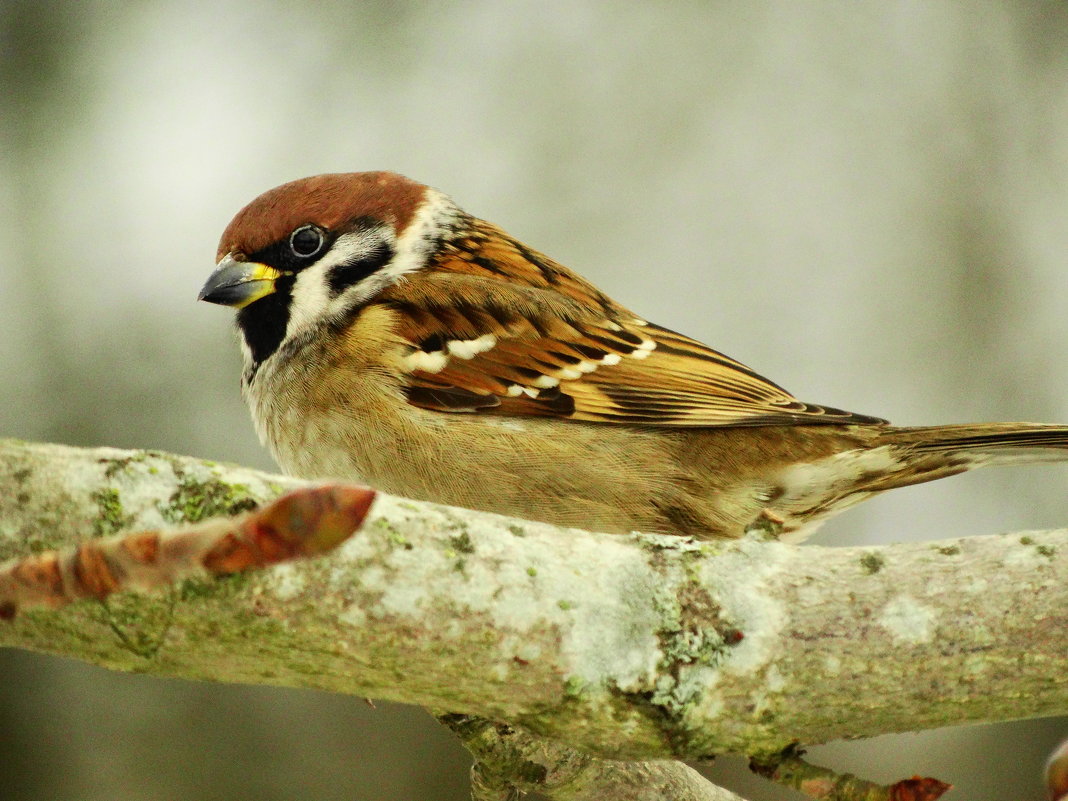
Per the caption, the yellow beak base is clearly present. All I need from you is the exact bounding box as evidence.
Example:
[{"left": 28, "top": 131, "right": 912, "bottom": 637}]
[{"left": 198, "top": 258, "right": 285, "bottom": 308}]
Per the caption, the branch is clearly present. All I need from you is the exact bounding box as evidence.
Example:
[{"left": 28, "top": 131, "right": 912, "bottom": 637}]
[
  {"left": 1, "top": 481, "right": 727, "bottom": 801},
  {"left": 441, "top": 713, "right": 742, "bottom": 801},
  {"left": 1, "top": 439, "right": 1066, "bottom": 766}
]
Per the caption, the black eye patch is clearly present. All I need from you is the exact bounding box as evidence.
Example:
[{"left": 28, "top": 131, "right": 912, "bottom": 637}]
[
  {"left": 328, "top": 240, "right": 395, "bottom": 297},
  {"left": 248, "top": 228, "right": 335, "bottom": 272}
]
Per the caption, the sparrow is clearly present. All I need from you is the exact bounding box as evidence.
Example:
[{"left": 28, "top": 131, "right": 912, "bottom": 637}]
[{"left": 199, "top": 171, "right": 1068, "bottom": 541}]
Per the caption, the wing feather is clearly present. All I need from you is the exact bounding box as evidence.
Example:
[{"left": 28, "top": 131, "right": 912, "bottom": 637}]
[{"left": 376, "top": 236, "right": 885, "bottom": 428}]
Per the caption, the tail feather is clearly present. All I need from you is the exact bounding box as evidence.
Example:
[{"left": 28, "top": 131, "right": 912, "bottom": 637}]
[
  {"left": 768, "top": 422, "right": 1068, "bottom": 541},
  {"left": 865, "top": 423, "right": 1068, "bottom": 494},
  {"left": 763, "top": 422, "right": 1068, "bottom": 541},
  {"left": 883, "top": 423, "right": 1068, "bottom": 458}
]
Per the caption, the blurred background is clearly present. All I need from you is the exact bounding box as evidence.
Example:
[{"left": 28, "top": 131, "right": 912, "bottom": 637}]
[{"left": 3, "top": 1, "right": 1068, "bottom": 798}]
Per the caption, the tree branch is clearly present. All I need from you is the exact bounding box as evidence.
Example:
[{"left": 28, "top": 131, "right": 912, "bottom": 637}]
[
  {"left": 441, "top": 713, "right": 742, "bottom": 801},
  {"left": 1, "top": 439, "right": 1066, "bottom": 768}
]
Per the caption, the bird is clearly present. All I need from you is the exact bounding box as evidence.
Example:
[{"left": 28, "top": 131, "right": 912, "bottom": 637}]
[{"left": 199, "top": 171, "right": 1068, "bottom": 542}]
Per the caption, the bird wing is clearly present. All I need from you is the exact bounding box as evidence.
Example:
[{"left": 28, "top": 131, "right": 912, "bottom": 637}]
[{"left": 379, "top": 267, "right": 884, "bottom": 428}]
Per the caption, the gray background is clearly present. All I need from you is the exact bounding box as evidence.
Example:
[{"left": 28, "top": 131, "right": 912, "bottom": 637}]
[{"left": 3, "top": 2, "right": 1068, "bottom": 798}]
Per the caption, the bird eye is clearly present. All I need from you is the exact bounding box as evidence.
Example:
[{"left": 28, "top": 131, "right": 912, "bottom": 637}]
[{"left": 289, "top": 225, "right": 325, "bottom": 258}]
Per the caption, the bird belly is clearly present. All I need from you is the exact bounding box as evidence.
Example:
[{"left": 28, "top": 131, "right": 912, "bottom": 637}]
[
  {"left": 246, "top": 360, "right": 688, "bottom": 535},
  {"left": 244, "top": 353, "right": 884, "bottom": 540}
]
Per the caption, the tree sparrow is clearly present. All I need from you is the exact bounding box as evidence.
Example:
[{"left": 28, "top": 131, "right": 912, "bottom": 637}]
[{"left": 199, "top": 172, "right": 1068, "bottom": 540}]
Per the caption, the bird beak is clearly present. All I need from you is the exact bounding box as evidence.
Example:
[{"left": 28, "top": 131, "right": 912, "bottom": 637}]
[{"left": 198, "top": 255, "right": 285, "bottom": 308}]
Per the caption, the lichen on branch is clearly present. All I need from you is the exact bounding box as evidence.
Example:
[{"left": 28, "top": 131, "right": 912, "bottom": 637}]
[{"left": 1, "top": 438, "right": 1067, "bottom": 765}]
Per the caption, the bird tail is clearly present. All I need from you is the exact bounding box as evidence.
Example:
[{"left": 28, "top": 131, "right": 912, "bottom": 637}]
[{"left": 871, "top": 422, "right": 1068, "bottom": 489}]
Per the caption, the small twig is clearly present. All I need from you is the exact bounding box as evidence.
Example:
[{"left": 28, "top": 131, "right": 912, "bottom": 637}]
[
  {"left": 441, "top": 714, "right": 744, "bottom": 801},
  {"left": 750, "top": 745, "right": 951, "bottom": 801},
  {"left": 0, "top": 484, "right": 375, "bottom": 618}
]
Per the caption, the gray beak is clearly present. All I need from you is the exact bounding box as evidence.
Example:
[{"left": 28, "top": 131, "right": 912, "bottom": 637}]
[{"left": 198, "top": 255, "right": 285, "bottom": 308}]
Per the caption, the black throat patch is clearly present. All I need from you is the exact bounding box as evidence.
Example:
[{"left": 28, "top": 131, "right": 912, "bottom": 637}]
[{"left": 236, "top": 273, "right": 296, "bottom": 378}]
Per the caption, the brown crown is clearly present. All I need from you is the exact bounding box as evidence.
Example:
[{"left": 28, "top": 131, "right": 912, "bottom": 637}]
[{"left": 217, "top": 172, "right": 427, "bottom": 260}]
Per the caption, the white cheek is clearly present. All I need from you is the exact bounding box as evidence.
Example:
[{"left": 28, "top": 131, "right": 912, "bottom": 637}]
[
  {"left": 285, "top": 264, "right": 335, "bottom": 340},
  {"left": 283, "top": 230, "right": 395, "bottom": 341},
  {"left": 258, "top": 192, "right": 463, "bottom": 356}
]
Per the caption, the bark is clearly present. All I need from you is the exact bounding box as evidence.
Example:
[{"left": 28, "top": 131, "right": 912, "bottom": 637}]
[
  {"left": 442, "top": 714, "right": 742, "bottom": 801},
  {"left": 1, "top": 439, "right": 1066, "bottom": 766}
]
